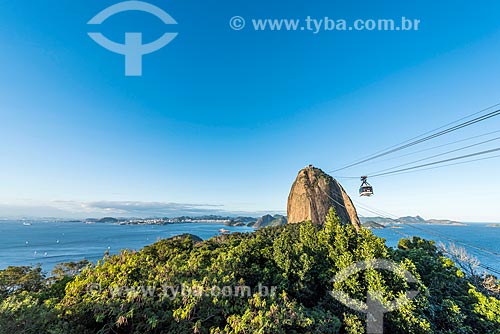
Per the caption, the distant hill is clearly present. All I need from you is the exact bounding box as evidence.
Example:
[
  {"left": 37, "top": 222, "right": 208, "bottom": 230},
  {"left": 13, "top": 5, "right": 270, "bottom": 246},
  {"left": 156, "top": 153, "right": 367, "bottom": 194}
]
[
  {"left": 359, "top": 217, "right": 397, "bottom": 224},
  {"left": 399, "top": 216, "right": 426, "bottom": 224},
  {"left": 361, "top": 221, "right": 386, "bottom": 229},
  {"left": 426, "top": 219, "right": 465, "bottom": 226},
  {"left": 97, "top": 217, "right": 119, "bottom": 224},
  {"left": 251, "top": 214, "right": 288, "bottom": 229},
  {"left": 83, "top": 217, "right": 121, "bottom": 223},
  {"left": 360, "top": 216, "right": 464, "bottom": 226}
]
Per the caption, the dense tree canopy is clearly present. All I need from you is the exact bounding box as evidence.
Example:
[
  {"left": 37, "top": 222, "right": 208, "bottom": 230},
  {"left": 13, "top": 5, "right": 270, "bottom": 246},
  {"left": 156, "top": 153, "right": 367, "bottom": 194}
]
[{"left": 0, "top": 209, "right": 499, "bottom": 333}]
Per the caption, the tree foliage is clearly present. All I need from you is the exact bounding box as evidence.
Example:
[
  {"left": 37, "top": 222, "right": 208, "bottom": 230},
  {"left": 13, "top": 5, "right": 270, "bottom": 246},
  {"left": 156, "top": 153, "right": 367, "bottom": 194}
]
[{"left": 0, "top": 209, "right": 499, "bottom": 333}]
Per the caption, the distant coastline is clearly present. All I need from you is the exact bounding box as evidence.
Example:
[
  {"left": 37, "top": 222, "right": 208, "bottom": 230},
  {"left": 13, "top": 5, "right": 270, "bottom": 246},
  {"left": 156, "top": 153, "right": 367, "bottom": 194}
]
[
  {"left": 360, "top": 215, "right": 467, "bottom": 227},
  {"left": 82, "top": 216, "right": 259, "bottom": 227},
  {"left": 2, "top": 214, "right": 476, "bottom": 228},
  {"left": 83, "top": 215, "right": 467, "bottom": 227}
]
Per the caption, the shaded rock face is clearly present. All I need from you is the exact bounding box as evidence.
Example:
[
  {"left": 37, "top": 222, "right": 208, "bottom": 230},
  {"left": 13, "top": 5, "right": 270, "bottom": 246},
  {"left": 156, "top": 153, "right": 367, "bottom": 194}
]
[
  {"left": 255, "top": 214, "right": 274, "bottom": 227},
  {"left": 287, "top": 166, "right": 361, "bottom": 230},
  {"left": 253, "top": 214, "right": 288, "bottom": 229}
]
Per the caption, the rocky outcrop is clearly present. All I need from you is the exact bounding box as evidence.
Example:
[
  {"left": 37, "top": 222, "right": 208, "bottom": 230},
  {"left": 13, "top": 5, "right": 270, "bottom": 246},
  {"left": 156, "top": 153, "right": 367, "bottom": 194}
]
[
  {"left": 287, "top": 166, "right": 361, "bottom": 230},
  {"left": 252, "top": 214, "right": 288, "bottom": 229},
  {"left": 362, "top": 221, "right": 385, "bottom": 229},
  {"left": 168, "top": 234, "right": 203, "bottom": 243}
]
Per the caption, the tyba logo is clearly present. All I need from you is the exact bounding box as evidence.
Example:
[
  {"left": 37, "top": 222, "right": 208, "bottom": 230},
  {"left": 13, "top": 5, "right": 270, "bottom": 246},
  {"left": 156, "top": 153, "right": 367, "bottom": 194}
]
[
  {"left": 87, "top": 1, "right": 178, "bottom": 76},
  {"left": 329, "top": 259, "right": 420, "bottom": 334}
]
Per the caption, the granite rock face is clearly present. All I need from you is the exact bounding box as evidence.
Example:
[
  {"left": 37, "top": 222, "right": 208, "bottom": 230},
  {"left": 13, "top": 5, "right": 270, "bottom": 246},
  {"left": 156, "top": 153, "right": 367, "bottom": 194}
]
[
  {"left": 252, "top": 214, "right": 288, "bottom": 229},
  {"left": 287, "top": 166, "right": 361, "bottom": 230}
]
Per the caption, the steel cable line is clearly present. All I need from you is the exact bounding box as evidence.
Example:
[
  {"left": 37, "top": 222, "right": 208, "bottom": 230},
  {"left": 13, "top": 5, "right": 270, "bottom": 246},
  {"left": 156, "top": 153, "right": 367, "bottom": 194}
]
[
  {"left": 476, "top": 264, "right": 500, "bottom": 276},
  {"left": 331, "top": 105, "right": 500, "bottom": 173},
  {"left": 369, "top": 147, "right": 500, "bottom": 178},
  {"left": 352, "top": 102, "right": 500, "bottom": 162},
  {"left": 335, "top": 152, "right": 500, "bottom": 179},
  {"left": 375, "top": 226, "right": 489, "bottom": 276},
  {"left": 317, "top": 186, "right": 363, "bottom": 216},
  {"left": 332, "top": 103, "right": 500, "bottom": 172},
  {"left": 313, "top": 189, "right": 500, "bottom": 275},
  {"left": 353, "top": 201, "right": 391, "bottom": 218},
  {"left": 371, "top": 153, "right": 500, "bottom": 179},
  {"left": 354, "top": 204, "right": 500, "bottom": 276},
  {"left": 317, "top": 189, "right": 500, "bottom": 273},
  {"left": 332, "top": 176, "right": 360, "bottom": 180},
  {"left": 313, "top": 185, "right": 500, "bottom": 269},
  {"left": 353, "top": 200, "right": 500, "bottom": 258},
  {"left": 367, "top": 135, "right": 500, "bottom": 176},
  {"left": 356, "top": 129, "right": 500, "bottom": 168}
]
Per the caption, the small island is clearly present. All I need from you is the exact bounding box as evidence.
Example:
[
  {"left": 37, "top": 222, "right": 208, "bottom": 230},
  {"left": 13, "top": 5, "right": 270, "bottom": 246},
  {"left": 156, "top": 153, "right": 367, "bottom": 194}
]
[
  {"left": 361, "top": 221, "right": 385, "bottom": 229},
  {"left": 425, "top": 219, "right": 467, "bottom": 226},
  {"left": 360, "top": 216, "right": 466, "bottom": 226}
]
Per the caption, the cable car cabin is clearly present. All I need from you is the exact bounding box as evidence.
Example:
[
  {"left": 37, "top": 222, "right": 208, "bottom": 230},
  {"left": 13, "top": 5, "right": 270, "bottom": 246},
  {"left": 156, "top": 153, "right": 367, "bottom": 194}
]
[
  {"left": 359, "top": 185, "right": 373, "bottom": 197},
  {"left": 359, "top": 176, "right": 374, "bottom": 197}
]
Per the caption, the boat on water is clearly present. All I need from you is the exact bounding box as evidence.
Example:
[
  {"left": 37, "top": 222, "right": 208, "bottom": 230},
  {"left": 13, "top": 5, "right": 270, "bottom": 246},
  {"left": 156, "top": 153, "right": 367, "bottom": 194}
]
[
  {"left": 23, "top": 222, "right": 32, "bottom": 226},
  {"left": 219, "top": 228, "right": 230, "bottom": 234}
]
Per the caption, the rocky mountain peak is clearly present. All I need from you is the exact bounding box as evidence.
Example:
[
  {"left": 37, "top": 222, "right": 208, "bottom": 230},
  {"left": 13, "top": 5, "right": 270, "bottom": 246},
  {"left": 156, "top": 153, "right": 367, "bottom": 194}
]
[{"left": 287, "top": 165, "right": 361, "bottom": 230}]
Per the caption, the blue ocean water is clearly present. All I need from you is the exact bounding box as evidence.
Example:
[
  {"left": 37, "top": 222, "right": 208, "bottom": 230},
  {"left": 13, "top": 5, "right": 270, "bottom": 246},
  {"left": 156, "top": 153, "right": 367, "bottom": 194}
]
[
  {"left": 371, "top": 223, "right": 500, "bottom": 274},
  {"left": 0, "top": 221, "right": 254, "bottom": 272},
  {"left": 0, "top": 221, "right": 498, "bottom": 275}
]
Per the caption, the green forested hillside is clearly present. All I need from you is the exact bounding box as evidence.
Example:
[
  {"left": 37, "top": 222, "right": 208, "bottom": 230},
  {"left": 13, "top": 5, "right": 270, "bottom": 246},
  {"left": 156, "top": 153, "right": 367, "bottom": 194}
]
[{"left": 1, "top": 209, "right": 499, "bottom": 334}]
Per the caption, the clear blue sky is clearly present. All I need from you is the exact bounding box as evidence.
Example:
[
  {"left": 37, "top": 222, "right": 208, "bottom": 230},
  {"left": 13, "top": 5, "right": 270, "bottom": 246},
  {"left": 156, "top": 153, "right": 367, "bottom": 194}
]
[{"left": 1, "top": 0, "right": 499, "bottom": 221}]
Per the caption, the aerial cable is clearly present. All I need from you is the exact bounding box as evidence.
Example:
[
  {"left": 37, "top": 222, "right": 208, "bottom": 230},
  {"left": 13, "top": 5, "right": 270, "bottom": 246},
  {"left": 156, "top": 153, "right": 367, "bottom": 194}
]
[
  {"left": 316, "top": 187, "right": 500, "bottom": 273},
  {"left": 317, "top": 186, "right": 367, "bottom": 219},
  {"left": 314, "top": 184, "right": 500, "bottom": 261},
  {"left": 331, "top": 104, "right": 500, "bottom": 173},
  {"left": 363, "top": 129, "right": 500, "bottom": 167},
  {"left": 362, "top": 102, "right": 500, "bottom": 160},
  {"left": 371, "top": 153, "right": 500, "bottom": 179},
  {"left": 369, "top": 147, "right": 500, "bottom": 178},
  {"left": 353, "top": 200, "right": 500, "bottom": 258},
  {"left": 368, "top": 135, "right": 500, "bottom": 176}
]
